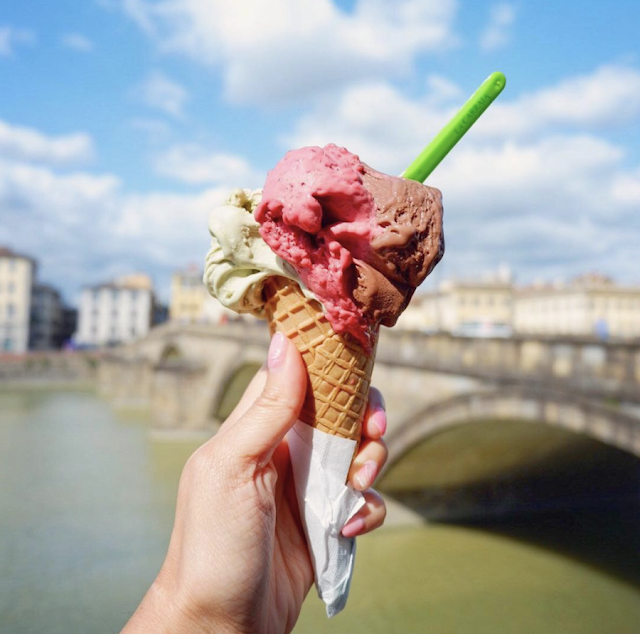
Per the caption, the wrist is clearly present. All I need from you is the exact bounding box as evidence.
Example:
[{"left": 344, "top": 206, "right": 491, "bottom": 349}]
[{"left": 123, "top": 575, "right": 237, "bottom": 634}]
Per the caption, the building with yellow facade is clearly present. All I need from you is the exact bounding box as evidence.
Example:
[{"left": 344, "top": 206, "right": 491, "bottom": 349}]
[
  {"left": 397, "top": 271, "right": 513, "bottom": 336},
  {"left": 170, "top": 266, "right": 232, "bottom": 324},
  {"left": 397, "top": 271, "right": 640, "bottom": 339},
  {"left": 514, "top": 274, "right": 640, "bottom": 338}
]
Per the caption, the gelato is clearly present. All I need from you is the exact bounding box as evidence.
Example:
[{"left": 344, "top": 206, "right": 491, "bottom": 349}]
[
  {"left": 204, "top": 188, "right": 314, "bottom": 317},
  {"left": 255, "top": 144, "right": 444, "bottom": 351}
]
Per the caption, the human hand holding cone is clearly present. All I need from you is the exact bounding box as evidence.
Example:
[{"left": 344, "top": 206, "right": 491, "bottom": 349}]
[
  {"left": 203, "top": 72, "right": 505, "bottom": 617},
  {"left": 204, "top": 148, "right": 444, "bottom": 617},
  {"left": 263, "top": 276, "right": 375, "bottom": 454}
]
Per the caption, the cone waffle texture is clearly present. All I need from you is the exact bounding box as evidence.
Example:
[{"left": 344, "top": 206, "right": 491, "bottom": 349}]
[{"left": 263, "top": 276, "right": 376, "bottom": 443}]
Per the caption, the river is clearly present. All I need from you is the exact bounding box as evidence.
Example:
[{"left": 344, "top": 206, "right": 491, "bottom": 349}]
[{"left": 1, "top": 389, "right": 639, "bottom": 633}]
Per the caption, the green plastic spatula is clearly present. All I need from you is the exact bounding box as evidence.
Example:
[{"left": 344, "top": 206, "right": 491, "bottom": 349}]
[{"left": 402, "top": 71, "right": 506, "bottom": 183}]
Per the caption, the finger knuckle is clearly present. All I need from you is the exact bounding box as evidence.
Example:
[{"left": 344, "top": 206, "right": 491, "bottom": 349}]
[
  {"left": 183, "top": 444, "right": 214, "bottom": 479},
  {"left": 379, "top": 439, "right": 389, "bottom": 464},
  {"left": 182, "top": 439, "right": 242, "bottom": 485},
  {"left": 255, "top": 387, "right": 297, "bottom": 420}
]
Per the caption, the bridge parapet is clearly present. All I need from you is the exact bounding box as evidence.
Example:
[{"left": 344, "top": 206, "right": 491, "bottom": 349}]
[
  {"left": 378, "top": 331, "right": 640, "bottom": 403},
  {"left": 98, "top": 322, "right": 640, "bottom": 440}
]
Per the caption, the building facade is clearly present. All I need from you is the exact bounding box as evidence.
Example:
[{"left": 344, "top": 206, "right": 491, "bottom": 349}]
[
  {"left": 29, "top": 284, "right": 64, "bottom": 350},
  {"left": 397, "top": 272, "right": 640, "bottom": 340},
  {"left": 75, "top": 274, "right": 155, "bottom": 346},
  {"left": 514, "top": 275, "right": 640, "bottom": 338},
  {"left": 397, "top": 275, "right": 513, "bottom": 336},
  {"left": 170, "top": 267, "right": 232, "bottom": 324},
  {"left": 0, "top": 247, "right": 36, "bottom": 353}
]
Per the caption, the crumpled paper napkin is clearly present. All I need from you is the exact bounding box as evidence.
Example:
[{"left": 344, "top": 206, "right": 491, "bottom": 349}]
[{"left": 287, "top": 419, "right": 366, "bottom": 618}]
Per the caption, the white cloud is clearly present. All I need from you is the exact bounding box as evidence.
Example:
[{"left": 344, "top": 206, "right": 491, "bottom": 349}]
[
  {"left": 286, "top": 64, "right": 640, "bottom": 171},
  {"left": 283, "top": 81, "right": 458, "bottom": 173},
  {"left": 0, "top": 144, "right": 250, "bottom": 302},
  {"left": 0, "top": 25, "right": 36, "bottom": 57},
  {"left": 479, "top": 3, "right": 515, "bottom": 52},
  {"left": 154, "top": 144, "right": 263, "bottom": 186},
  {"left": 421, "top": 134, "right": 639, "bottom": 283},
  {"left": 61, "top": 33, "right": 94, "bottom": 52},
  {"left": 479, "top": 65, "right": 640, "bottom": 139},
  {"left": 137, "top": 71, "right": 189, "bottom": 118},
  {"left": 425, "top": 74, "right": 465, "bottom": 104},
  {"left": 612, "top": 168, "right": 640, "bottom": 205},
  {"left": 0, "top": 119, "right": 95, "bottom": 166},
  {"left": 121, "top": 0, "right": 459, "bottom": 103},
  {"left": 0, "top": 158, "right": 119, "bottom": 224},
  {"left": 0, "top": 120, "right": 264, "bottom": 306}
]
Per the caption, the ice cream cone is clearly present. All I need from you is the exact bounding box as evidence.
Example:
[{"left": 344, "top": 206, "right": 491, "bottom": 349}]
[{"left": 263, "top": 276, "right": 376, "bottom": 447}]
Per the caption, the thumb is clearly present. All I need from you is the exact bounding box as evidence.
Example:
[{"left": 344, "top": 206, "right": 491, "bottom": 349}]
[{"left": 226, "top": 332, "right": 307, "bottom": 466}]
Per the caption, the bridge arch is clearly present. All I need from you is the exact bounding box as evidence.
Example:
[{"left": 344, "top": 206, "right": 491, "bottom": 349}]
[
  {"left": 159, "top": 342, "right": 183, "bottom": 363},
  {"left": 210, "top": 360, "right": 263, "bottom": 423},
  {"left": 384, "top": 388, "right": 640, "bottom": 472}
]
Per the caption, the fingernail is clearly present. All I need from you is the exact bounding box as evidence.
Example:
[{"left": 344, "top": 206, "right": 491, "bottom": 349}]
[
  {"left": 342, "top": 516, "right": 365, "bottom": 538},
  {"left": 268, "top": 332, "right": 287, "bottom": 371},
  {"left": 355, "top": 460, "right": 377, "bottom": 490},
  {"left": 372, "top": 407, "right": 387, "bottom": 436}
]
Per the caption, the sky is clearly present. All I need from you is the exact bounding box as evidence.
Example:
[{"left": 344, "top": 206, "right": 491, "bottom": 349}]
[{"left": 1, "top": 0, "right": 639, "bottom": 305}]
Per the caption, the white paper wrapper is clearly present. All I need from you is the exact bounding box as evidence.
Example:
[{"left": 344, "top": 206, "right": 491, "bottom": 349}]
[{"left": 287, "top": 420, "right": 365, "bottom": 618}]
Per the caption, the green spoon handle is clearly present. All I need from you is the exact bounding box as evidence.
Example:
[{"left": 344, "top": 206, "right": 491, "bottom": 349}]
[{"left": 402, "top": 71, "right": 506, "bottom": 182}]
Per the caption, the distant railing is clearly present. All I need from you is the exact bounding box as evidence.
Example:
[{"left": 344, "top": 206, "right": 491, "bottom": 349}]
[
  {"left": 126, "top": 321, "right": 640, "bottom": 403},
  {"left": 377, "top": 330, "right": 640, "bottom": 403}
]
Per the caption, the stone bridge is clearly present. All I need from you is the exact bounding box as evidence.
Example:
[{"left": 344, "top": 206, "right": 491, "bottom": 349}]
[{"left": 98, "top": 321, "right": 640, "bottom": 468}]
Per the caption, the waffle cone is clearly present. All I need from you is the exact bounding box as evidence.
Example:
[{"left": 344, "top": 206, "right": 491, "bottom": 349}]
[{"left": 263, "top": 276, "right": 376, "bottom": 445}]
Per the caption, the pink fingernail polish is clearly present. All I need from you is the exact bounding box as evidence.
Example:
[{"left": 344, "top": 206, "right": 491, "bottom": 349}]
[
  {"left": 268, "top": 332, "right": 287, "bottom": 370},
  {"left": 373, "top": 407, "right": 387, "bottom": 435},
  {"left": 342, "top": 516, "right": 365, "bottom": 538},
  {"left": 356, "top": 460, "right": 377, "bottom": 490}
]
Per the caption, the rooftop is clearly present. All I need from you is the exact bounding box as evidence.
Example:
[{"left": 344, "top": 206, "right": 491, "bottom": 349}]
[{"left": 0, "top": 246, "right": 37, "bottom": 267}]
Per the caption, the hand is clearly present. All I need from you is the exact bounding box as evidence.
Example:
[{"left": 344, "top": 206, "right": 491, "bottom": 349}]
[{"left": 122, "top": 332, "right": 388, "bottom": 634}]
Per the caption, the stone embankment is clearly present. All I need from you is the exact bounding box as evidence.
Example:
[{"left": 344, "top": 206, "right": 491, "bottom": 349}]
[{"left": 0, "top": 351, "right": 99, "bottom": 386}]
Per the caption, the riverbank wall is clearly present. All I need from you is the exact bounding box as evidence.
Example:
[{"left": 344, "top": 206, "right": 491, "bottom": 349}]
[{"left": 0, "top": 351, "right": 100, "bottom": 387}]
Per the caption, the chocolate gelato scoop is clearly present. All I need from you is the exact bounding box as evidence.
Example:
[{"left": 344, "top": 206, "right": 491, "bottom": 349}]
[
  {"left": 350, "top": 165, "right": 444, "bottom": 327},
  {"left": 256, "top": 144, "right": 444, "bottom": 348}
]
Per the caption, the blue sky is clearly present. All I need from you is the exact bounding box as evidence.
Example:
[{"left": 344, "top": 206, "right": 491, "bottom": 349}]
[{"left": 1, "top": 0, "right": 639, "bottom": 304}]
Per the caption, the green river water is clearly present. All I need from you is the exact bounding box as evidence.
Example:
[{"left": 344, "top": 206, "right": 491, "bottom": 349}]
[{"left": 1, "top": 389, "right": 639, "bottom": 633}]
